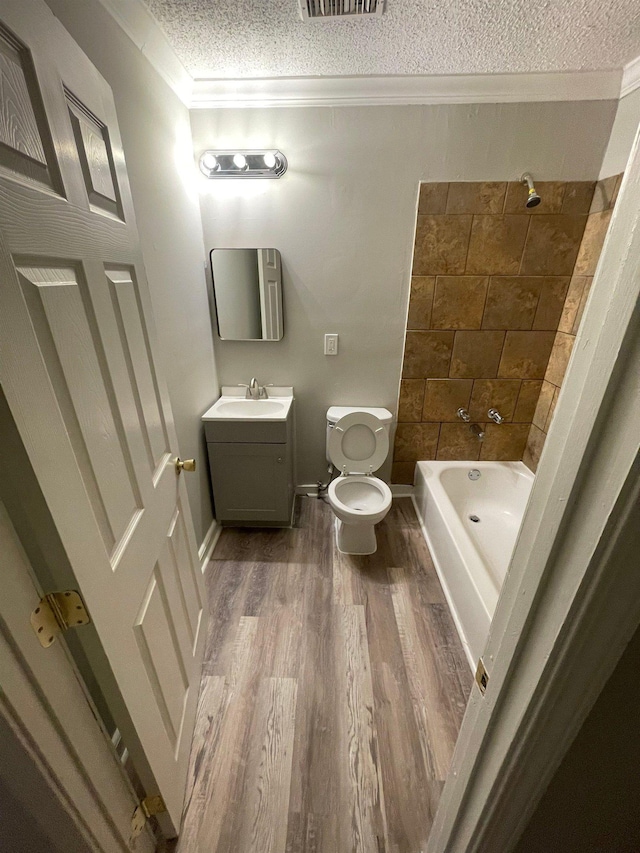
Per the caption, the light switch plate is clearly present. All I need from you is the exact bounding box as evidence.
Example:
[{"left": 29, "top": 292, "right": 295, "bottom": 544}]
[{"left": 324, "top": 333, "right": 339, "bottom": 355}]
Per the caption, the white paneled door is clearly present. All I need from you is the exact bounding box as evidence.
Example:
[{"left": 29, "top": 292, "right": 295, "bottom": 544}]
[
  {"left": 0, "top": 0, "right": 207, "bottom": 830},
  {"left": 0, "top": 501, "right": 155, "bottom": 853}
]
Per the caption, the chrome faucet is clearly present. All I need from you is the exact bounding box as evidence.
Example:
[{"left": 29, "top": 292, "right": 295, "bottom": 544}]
[
  {"left": 488, "top": 408, "right": 505, "bottom": 424},
  {"left": 238, "top": 378, "right": 265, "bottom": 399},
  {"left": 457, "top": 407, "right": 471, "bottom": 422}
]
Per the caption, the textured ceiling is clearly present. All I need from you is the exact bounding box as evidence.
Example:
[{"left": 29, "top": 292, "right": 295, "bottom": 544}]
[{"left": 142, "top": 0, "right": 640, "bottom": 79}]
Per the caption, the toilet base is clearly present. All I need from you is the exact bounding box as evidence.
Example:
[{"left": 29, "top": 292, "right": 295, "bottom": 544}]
[{"left": 334, "top": 517, "right": 377, "bottom": 555}]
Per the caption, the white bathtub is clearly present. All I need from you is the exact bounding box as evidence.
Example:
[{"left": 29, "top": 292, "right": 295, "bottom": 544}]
[{"left": 412, "top": 460, "right": 534, "bottom": 670}]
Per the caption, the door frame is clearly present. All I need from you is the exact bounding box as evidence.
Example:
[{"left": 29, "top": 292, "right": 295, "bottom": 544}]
[{"left": 427, "top": 123, "right": 640, "bottom": 848}]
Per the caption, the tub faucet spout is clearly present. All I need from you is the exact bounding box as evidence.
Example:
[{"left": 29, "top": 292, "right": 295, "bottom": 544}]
[{"left": 470, "top": 423, "right": 485, "bottom": 441}]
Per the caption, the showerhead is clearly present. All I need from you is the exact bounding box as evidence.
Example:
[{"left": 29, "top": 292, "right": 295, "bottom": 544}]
[{"left": 521, "top": 173, "right": 541, "bottom": 208}]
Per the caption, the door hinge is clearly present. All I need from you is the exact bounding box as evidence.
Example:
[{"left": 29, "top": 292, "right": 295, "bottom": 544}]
[
  {"left": 475, "top": 657, "right": 489, "bottom": 695},
  {"left": 130, "top": 795, "right": 167, "bottom": 842},
  {"left": 30, "top": 590, "right": 90, "bottom": 648}
]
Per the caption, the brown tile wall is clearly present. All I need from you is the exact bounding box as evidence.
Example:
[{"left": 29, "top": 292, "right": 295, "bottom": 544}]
[
  {"left": 522, "top": 173, "right": 623, "bottom": 472},
  {"left": 392, "top": 180, "right": 596, "bottom": 484}
]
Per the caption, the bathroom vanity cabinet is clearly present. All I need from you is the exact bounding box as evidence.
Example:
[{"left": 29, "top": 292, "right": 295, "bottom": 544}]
[{"left": 203, "top": 396, "right": 294, "bottom": 527}]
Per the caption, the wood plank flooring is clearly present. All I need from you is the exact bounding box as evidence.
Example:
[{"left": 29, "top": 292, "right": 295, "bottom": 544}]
[{"left": 177, "top": 498, "right": 472, "bottom": 853}]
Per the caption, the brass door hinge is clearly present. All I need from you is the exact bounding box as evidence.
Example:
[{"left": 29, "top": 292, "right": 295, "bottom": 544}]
[
  {"left": 475, "top": 657, "right": 489, "bottom": 695},
  {"left": 30, "top": 590, "right": 90, "bottom": 648},
  {"left": 130, "top": 795, "right": 167, "bottom": 842}
]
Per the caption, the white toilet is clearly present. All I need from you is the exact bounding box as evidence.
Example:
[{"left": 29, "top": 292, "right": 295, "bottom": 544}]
[{"left": 326, "top": 406, "right": 393, "bottom": 555}]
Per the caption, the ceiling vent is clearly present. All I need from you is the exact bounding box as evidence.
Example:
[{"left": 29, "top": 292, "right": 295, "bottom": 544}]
[{"left": 299, "top": 0, "right": 384, "bottom": 21}]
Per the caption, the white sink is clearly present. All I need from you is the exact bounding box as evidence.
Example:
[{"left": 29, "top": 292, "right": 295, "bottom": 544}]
[
  {"left": 202, "top": 387, "right": 294, "bottom": 422},
  {"left": 215, "top": 400, "right": 286, "bottom": 418}
]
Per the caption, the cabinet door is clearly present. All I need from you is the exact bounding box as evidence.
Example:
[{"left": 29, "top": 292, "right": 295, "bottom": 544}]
[{"left": 207, "top": 443, "right": 292, "bottom": 524}]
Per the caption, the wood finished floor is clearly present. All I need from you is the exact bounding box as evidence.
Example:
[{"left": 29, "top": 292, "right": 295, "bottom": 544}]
[{"left": 178, "top": 498, "right": 472, "bottom": 853}]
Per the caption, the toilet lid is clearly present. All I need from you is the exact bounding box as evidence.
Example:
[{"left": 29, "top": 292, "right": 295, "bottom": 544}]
[{"left": 328, "top": 412, "right": 389, "bottom": 474}]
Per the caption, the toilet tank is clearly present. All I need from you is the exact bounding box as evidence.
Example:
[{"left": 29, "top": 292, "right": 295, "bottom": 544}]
[{"left": 326, "top": 406, "right": 393, "bottom": 464}]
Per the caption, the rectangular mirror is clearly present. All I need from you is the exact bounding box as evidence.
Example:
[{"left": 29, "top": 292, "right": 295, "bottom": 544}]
[{"left": 210, "top": 248, "right": 284, "bottom": 341}]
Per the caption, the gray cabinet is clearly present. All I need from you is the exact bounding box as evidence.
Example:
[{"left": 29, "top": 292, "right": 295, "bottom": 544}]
[{"left": 205, "top": 413, "right": 294, "bottom": 526}]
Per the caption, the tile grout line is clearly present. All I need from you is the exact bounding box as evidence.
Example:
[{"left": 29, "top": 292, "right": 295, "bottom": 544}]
[
  {"left": 443, "top": 181, "right": 452, "bottom": 214},
  {"left": 558, "top": 181, "right": 568, "bottom": 213},
  {"left": 512, "top": 379, "right": 527, "bottom": 424},
  {"left": 461, "top": 212, "right": 474, "bottom": 274},
  {"left": 478, "top": 272, "right": 492, "bottom": 330},
  {"left": 494, "top": 328, "right": 508, "bottom": 382},
  {"left": 517, "top": 213, "right": 533, "bottom": 277},
  {"left": 433, "top": 419, "right": 442, "bottom": 461}
]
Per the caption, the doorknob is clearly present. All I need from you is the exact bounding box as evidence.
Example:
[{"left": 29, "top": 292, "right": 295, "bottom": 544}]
[{"left": 175, "top": 457, "right": 196, "bottom": 474}]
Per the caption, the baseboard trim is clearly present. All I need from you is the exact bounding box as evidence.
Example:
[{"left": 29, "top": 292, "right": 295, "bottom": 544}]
[
  {"left": 198, "top": 518, "right": 222, "bottom": 572},
  {"left": 296, "top": 484, "right": 320, "bottom": 496},
  {"left": 391, "top": 484, "right": 414, "bottom": 497}
]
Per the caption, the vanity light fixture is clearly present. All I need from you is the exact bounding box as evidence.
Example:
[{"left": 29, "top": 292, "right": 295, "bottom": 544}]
[
  {"left": 200, "top": 152, "right": 219, "bottom": 172},
  {"left": 199, "top": 149, "right": 287, "bottom": 179}
]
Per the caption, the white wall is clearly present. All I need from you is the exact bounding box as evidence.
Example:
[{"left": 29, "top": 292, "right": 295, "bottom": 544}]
[
  {"left": 191, "top": 101, "right": 616, "bottom": 486},
  {"left": 599, "top": 86, "right": 640, "bottom": 178},
  {"left": 45, "top": 0, "right": 219, "bottom": 545}
]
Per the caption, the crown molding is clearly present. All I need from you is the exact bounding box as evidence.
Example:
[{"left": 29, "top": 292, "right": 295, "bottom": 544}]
[
  {"left": 621, "top": 54, "right": 640, "bottom": 98},
  {"left": 97, "top": 0, "right": 192, "bottom": 104},
  {"left": 189, "top": 70, "right": 622, "bottom": 109},
  {"left": 98, "top": 0, "right": 631, "bottom": 109}
]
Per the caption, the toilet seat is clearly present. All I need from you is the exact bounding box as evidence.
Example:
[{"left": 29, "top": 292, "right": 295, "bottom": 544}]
[
  {"left": 328, "top": 475, "right": 392, "bottom": 526},
  {"left": 328, "top": 411, "right": 389, "bottom": 475}
]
